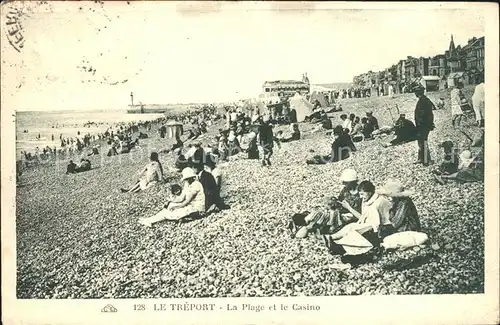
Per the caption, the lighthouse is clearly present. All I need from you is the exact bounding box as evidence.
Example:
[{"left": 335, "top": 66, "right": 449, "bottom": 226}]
[{"left": 130, "top": 92, "right": 134, "bottom": 106}]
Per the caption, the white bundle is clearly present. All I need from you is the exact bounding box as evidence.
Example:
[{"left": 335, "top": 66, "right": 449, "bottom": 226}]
[{"left": 381, "top": 231, "right": 429, "bottom": 250}]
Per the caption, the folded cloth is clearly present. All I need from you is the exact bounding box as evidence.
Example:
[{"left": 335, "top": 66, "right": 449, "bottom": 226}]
[
  {"left": 381, "top": 231, "right": 428, "bottom": 250},
  {"left": 334, "top": 230, "right": 374, "bottom": 255}
]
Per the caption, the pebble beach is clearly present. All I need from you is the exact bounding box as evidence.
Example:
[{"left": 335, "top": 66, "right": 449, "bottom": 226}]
[{"left": 16, "top": 88, "right": 485, "bottom": 298}]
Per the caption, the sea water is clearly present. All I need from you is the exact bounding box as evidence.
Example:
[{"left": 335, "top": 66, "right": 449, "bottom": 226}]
[{"left": 15, "top": 110, "right": 164, "bottom": 158}]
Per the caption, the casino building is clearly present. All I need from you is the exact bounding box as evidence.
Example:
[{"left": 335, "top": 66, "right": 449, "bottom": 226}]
[{"left": 261, "top": 73, "right": 310, "bottom": 101}]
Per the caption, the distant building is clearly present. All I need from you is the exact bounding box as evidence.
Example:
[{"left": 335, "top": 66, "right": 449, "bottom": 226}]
[
  {"left": 353, "top": 33, "right": 484, "bottom": 93},
  {"left": 445, "top": 34, "right": 465, "bottom": 73},
  {"left": 404, "top": 56, "right": 418, "bottom": 81},
  {"left": 397, "top": 60, "right": 406, "bottom": 84},
  {"left": 262, "top": 73, "right": 310, "bottom": 100},
  {"left": 417, "top": 57, "right": 430, "bottom": 77},
  {"left": 428, "top": 54, "right": 447, "bottom": 78},
  {"left": 463, "top": 36, "right": 485, "bottom": 84}
]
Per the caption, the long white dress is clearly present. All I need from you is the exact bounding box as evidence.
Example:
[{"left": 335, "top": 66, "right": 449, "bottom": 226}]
[
  {"left": 388, "top": 85, "right": 394, "bottom": 98},
  {"left": 472, "top": 83, "right": 485, "bottom": 121},
  {"left": 450, "top": 88, "right": 463, "bottom": 116}
]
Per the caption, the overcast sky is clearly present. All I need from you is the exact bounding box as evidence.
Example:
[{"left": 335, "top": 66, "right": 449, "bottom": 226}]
[{"left": 1, "top": 2, "right": 486, "bottom": 111}]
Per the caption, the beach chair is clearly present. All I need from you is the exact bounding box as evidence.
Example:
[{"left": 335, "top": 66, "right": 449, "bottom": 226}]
[{"left": 459, "top": 99, "right": 476, "bottom": 126}]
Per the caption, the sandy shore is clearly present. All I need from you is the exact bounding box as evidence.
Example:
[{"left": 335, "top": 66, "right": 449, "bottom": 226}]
[{"left": 16, "top": 88, "right": 484, "bottom": 298}]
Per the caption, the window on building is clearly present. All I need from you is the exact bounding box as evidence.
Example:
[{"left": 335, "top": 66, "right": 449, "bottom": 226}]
[{"left": 265, "top": 88, "right": 270, "bottom": 92}]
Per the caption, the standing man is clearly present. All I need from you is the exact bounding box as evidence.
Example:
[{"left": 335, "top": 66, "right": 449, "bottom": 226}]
[
  {"left": 413, "top": 84, "right": 435, "bottom": 166},
  {"left": 257, "top": 115, "right": 277, "bottom": 166}
]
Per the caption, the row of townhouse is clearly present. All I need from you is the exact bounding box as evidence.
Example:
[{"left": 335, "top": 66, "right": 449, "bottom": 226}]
[{"left": 354, "top": 35, "right": 485, "bottom": 93}]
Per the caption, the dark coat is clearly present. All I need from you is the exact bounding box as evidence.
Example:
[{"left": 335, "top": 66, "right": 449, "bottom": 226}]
[
  {"left": 389, "top": 197, "right": 421, "bottom": 232},
  {"left": 414, "top": 95, "right": 435, "bottom": 133},
  {"left": 198, "top": 170, "right": 221, "bottom": 210},
  {"left": 368, "top": 116, "right": 379, "bottom": 130},
  {"left": 330, "top": 134, "right": 356, "bottom": 162},
  {"left": 393, "top": 117, "right": 418, "bottom": 143}
]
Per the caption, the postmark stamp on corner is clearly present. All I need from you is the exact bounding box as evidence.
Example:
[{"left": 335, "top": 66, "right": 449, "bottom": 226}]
[{"left": 3, "top": 4, "right": 26, "bottom": 52}]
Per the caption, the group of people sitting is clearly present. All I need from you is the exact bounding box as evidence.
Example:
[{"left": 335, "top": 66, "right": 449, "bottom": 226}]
[
  {"left": 107, "top": 134, "right": 140, "bottom": 156},
  {"left": 432, "top": 129, "right": 484, "bottom": 185},
  {"left": 136, "top": 151, "right": 230, "bottom": 227},
  {"left": 66, "top": 158, "right": 92, "bottom": 174},
  {"left": 172, "top": 114, "right": 299, "bottom": 168},
  {"left": 339, "top": 111, "right": 380, "bottom": 142},
  {"left": 289, "top": 169, "right": 425, "bottom": 266}
]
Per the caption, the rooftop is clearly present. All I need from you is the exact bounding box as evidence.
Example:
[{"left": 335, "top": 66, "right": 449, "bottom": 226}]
[{"left": 263, "top": 80, "right": 308, "bottom": 85}]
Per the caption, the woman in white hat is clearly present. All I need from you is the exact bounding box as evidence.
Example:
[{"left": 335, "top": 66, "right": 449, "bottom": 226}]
[
  {"left": 290, "top": 169, "right": 362, "bottom": 239},
  {"left": 378, "top": 178, "right": 421, "bottom": 233},
  {"left": 138, "top": 167, "right": 205, "bottom": 227},
  {"left": 322, "top": 180, "right": 393, "bottom": 262}
]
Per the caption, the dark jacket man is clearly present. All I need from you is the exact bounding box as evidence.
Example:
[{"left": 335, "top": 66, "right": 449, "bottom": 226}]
[{"left": 413, "top": 86, "right": 435, "bottom": 165}]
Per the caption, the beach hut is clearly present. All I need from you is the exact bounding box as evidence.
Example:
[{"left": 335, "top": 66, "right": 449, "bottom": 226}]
[
  {"left": 289, "top": 92, "right": 314, "bottom": 122},
  {"left": 447, "top": 72, "right": 465, "bottom": 88},
  {"left": 420, "top": 76, "right": 441, "bottom": 92},
  {"left": 165, "top": 121, "right": 183, "bottom": 138},
  {"left": 309, "top": 91, "right": 329, "bottom": 109}
]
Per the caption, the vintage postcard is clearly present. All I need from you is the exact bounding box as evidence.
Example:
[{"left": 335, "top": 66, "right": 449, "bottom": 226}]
[{"left": 1, "top": 1, "right": 499, "bottom": 325}]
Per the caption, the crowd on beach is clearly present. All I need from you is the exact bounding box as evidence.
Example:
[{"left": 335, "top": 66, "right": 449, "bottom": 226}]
[
  {"left": 323, "top": 83, "right": 402, "bottom": 102},
  {"left": 16, "top": 76, "right": 485, "bottom": 267}
]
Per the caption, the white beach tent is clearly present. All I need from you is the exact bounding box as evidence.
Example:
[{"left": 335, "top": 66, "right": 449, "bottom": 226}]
[
  {"left": 310, "top": 84, "right": 334, "bottom": 93},
  {"left": 289, "top": 92, "right": 314, "bottom": 122}
]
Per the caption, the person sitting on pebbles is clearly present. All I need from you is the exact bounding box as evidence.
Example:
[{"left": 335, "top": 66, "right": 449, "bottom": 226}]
[
  {"left": 227, "top": 132, "right": 242, "bottom": 157},
  {"left": 76, "top": 158, "right": 92, "bottom": 173},
  {"left": 382, "top": 114, "right": 418, "bottom": 147},
  {"left": 349, "top": 116, "right": 363, "bottom": 142},
  {"left": 66, "top": 160, "right": 77, "bottom": 174},
  {"left": 138, "top": 167, "right": 205, "bottom": 227},
  {"left": 290, "top": 169, "right": 362, "bottom": 239},
  {"left": 306, "top": 125, "right": 356, "bottom": 164},
  {"left": 433, "top": 149, "right": 484, "bottom": 184},
  {"left": 378, "top": 178, "right": 421, "bottom": 234},
  {"left": 121, "top": 152, "right": 164, "bottom": 193},
  {"left": 218, "top": 133, "right": 230, "bottom": 161},
  {"left": 366, "top": 111, "right": 379, "bottom": 130},
  {"left": 194, "top": 159, "right": 230, "bottom": 212},
  {"left": 432, "top": 141, "right": 459, "bottom": 176},
  {"left": 204, "top": 154, "right": 223, "bottom": 192},
  {"left": 322, "top": 180, "right": 393, "bottom": 259},
  {"left": 361, "top": 117, "right": 375, "bottom": 140}
]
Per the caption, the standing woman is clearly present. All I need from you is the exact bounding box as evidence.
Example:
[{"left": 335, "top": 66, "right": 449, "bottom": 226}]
[
  {"left": 471, "top": 75, "right": 485, "bottom": 127},
  {"left": 451, "top": 81, "right": 465, "bottom": 128}
]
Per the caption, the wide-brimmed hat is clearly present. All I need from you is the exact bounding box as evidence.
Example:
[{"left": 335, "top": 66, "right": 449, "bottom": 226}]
[
  {"left": 378, "top": 178, "right": 414, "bottom": 197},
  {"left": 460, "top": 150, "right": 474, "bottom": 166},
  {"left": 247, "top": 131, "right": 257, "bottom": 139},
  {"left": 460, "top": 150, "right": 472, "bottom": 160},
  {"left": 339, "top": 169, "right": 358, "bottom": 182},
  {"left": 181, "top": 167, "right": 197, "bottom": 180}
]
